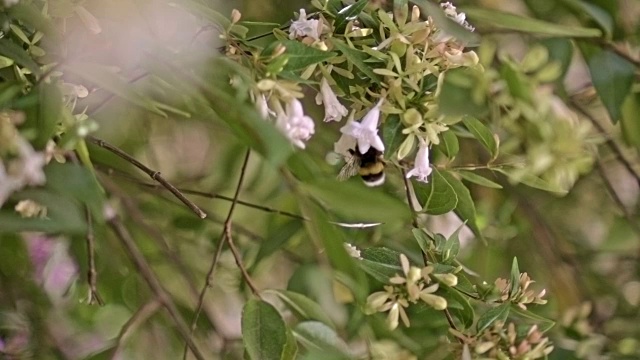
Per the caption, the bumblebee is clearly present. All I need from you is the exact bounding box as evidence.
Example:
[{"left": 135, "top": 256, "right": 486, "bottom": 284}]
[{"left": 338, "top": 146, "right": 386, "bottom": 187}]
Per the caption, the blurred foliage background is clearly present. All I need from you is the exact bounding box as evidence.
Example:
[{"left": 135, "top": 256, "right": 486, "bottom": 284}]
[{"left": 0, "top": 0, "right": 639, "bottom": 359}]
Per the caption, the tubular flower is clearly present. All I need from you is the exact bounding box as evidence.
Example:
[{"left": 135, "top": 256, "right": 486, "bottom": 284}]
[
  {"left": 315, "top": 78, "right": 348, "bottom": 122},
  {"left": 339, "top": 100, "right": 385, "bottom": 154},
  {"left": 289, "top": 9, "right": 320, "bottom": 40},
  {"left": 276, "top": 98, "right": 315, "bottom": 149},
  {"left": 405, "top": 141, "right": 432, "bottom": 183}
]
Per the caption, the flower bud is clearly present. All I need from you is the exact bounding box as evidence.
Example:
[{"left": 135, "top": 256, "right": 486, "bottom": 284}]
[
  {"left": 434, "top": 273, "right": 458, "bottom": 287},
  {"left": 231, "top": 9, "right": 241, "bottom": 24},
  {"left": 420, "top": 293, "right": 447, "bottom": 310}
]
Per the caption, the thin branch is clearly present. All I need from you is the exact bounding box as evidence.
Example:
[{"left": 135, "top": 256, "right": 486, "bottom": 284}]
[
  {"left": 109, "top": 300, "right": 162, "bottom": 359},
  {"left": 87, "top": 136, "right": 207, "bottom": 219},
  {"left": 225, "top": 225, "right": 261, "bottom": 297},
  {"left": 106, "top": 213, "right": 207, "bottom": 360},
  {"left": 185, "top": 149, "right": 251, "bottom": 360},
  {"left": 85, "top": 209, "right": 104, "bottom": 306},
  {"left": 98, "top": 174, "right": 222, "bottom": 333},
  {"left": 400, "top": 168, "right": 462, "bottom": 341},
  {"left": 595, "top": 160, "right": 640, "bottom": 236},
  {"left": 570, "top": 100, "right": 640, "bottom": 186},
  {"left": 400, "top": 168, "right": 428, "bottom": 266}
]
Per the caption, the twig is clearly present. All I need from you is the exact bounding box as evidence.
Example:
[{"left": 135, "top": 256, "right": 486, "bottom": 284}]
[
  {"left": 106, "top": 213, "right": 207, "bottom": 360},
  {"left": 98, "top": 174, "right": 222, "bottom": 332},
  {"left": 85, "top": 209, "right": 104, "bottom": 306},
  {"left": 400, "top": 169, "right": 462, "bottom": 341},
  {"left": 110, "top": 300, "right": 162, "bottom": 359},
  {"left": 570, "top": 100, "right": 640, "bottom": 186},
  {"left": 87, "top": 136, "right": 207, "bottom": 219},
  {"left": 400, "top": 168, "right": 428, "bottom": 266},
  {"left": 225, "top": 225, "right": 261, "bottom": 297},
  {"left": 140, "top": 183, "right": 306, "bottom": 221},
  {"left": 184, "top": 149, "right": 251, "bottom": 360},
  {"left": 595, "top": 160, "right": 640, "bottom": 236}
]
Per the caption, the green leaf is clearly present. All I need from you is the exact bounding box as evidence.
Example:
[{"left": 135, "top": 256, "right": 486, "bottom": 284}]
[
  {"left": 560, "top": 0, "right": 613, "bottom": 38},
  {"left": 0, "top": 81, "right": 23, "bottom": 107},
  {"left": 253, "top": 220, "right": 303, "bottom": 267},
  {"left": 497, "top": 168, "right": 569, "bottom": 194},
  {"left": 413, "top": 0, "right": 480, "bottom": 46},
  {"left": 476, "top": 303, "right": 510, "bottom": 333},
  {"left": 64, "top": 62, "right": 166, "bottom": 116},
  {"left": 9, "top": 3, "right": 58, "bottom": 39},
  {"left": 269, "top": 290, "right": 336, "bottom": 329},
  {"left": 44, "top": 163, "right": 104, "bottom": 223},
  {"left": 456, "top": 170, "right": 502, "bottom": 189},
  {"left": 297, "top": 197, "right": 368, "bottom": 302},
  {"left": 168, "top": 0, "right": 231, "bottom": 29},
  {"left": 33, "top": 83, "right": 63, "bottom": 149},
  {"left": 331, "top": 39, "right": 382, "bottom": 83},
  {"left": 621, "top": 93, "right": 640, "bottom": 150},
  {"left": 509, "top": 257, "right": 520, "bottom": 297},
  {"left": 539, "top": 38, "right": 574, "bottom": 80},
  {"left": 510, "top": 306, "right": 556, "bottom": 332},
  {"left": 581, "top": 46, "right": 635, "bottom": 123},
  {"left": 462, "top": 116, "right": 497, "bottom": 158},
  {"left": 442, "top": 223, "right": 462, "bottom": 262},
  {"left": 439, "top": 170, "right": 484, "bottom": 243},
  {"left": 358, "top": 247, "right": 402, "bottom": 282},
  {"left": 276, "top": 40, "right": 337, "bottom": 71},
  {"left": 242, "top": 299, "right": 289, "bottom": 360},
  {"left": 382, "top": 114, "right": 404, "bottom": 159},
  {"left": 301, "top": 179, "right": 409, "bottom": 223},
  {"left": 441, "top": 285, "right": 474, "bottom": 329},
  {"left": 438, "top": 68, "right": 487, "bottom": 117},
  {"left": 0, "top": 38, "right": 41, "bottom": 76},
  {"left": 413, "top": 168, "right": 458, "bottom": 215},
  {"left": 334, "top": 0, "right": 369, "bottom": 33},
  {"left": 0, "top": 191, "right": 85, "bottom": 233},
  {"left": 461, "top": 6, "right": 602, "bottom": 37},
  {"left": 439, "top": 130, "right": 459, "bottom": 159},
  {"left": 412, "top": 228, "right": 431, "bottom": 255},
  {"left": 293, "top": 321, "right": 351, "bottom": 358}
]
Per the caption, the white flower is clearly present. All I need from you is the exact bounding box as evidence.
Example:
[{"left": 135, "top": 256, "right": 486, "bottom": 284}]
[
  {"left": 431, "top": 2, "right": 475, "bottom": 43},
  {"left": 339, "top": 100, "right": 385, "bottom": 154},
  {"left": 315, "top": 78, "right": 348, "bottom": 122},
  {"left": 405, "top": 141, "right": 432, "bottom": 183},
  {"left": 344, "top": 243, "right": 362, "bottom": 259},
  {"left": 276, "top": 98, "right": 315, "bottom": 149},
  {"left": 289, "top": 9, "right": 320, "bottom": 40}
]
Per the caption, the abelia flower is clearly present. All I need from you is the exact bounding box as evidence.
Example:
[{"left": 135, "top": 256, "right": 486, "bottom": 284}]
[
  {"left": 405, "top": 141, "right": 432, "bottom": 183},
  {"left": 315, "top": 78, "right": 348, "bottom": 122},
  {"left": 289, "top": 9, "right": 320, "bottom": 40},
  {"left": 276, "top": 98, "right": 315, "bottom": 149},
  {"left": 339, "top": 100, "right": 385, "bottom": 154}
]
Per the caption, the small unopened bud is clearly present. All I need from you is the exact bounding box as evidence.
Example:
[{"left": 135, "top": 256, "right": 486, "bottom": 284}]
[
  {"left": 402, "top": 108, "right": 422, "bottom": 126},
  {"left": 475, "top": 342, "right": 495, "bottom": 354},
  {"left": 411, "top": 5, "right": 421, "bottom": 22},
  {"left": 420, "top": 293, "right": 447, "bottom": 310},
  {"left": 434, "top": 273, "right": 458, "bottom": 287},
  {"left": 386, "top": 303, "right": 400, "bottom": 330},
  {"left": 272, "top": 44, "right": 287, "bottom": 58},
  {"left": 231, "top": 9, "right": 241, "bottom": 24},
  {"left": 257, "top": 79, "right": 277, "bottom": 91}
]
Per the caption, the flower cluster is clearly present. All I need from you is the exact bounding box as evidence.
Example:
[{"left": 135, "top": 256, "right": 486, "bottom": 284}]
[
  {"left": 0, "top": 111, "right": 47, "bottom": 208},
  {"left": 495, "top": 272, "right": 547, "bottom": 310},
  {"left": 237, "top": 1, "right": 478, "bottom": 184},
  {"left": 364, "top": 254, "right": 456, "bottom": 330},
  {"left": 462, "top": 322, "right": 554, "bottom": 359}
]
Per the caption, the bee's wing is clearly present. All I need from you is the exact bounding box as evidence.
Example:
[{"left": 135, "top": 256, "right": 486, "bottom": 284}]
[{"left": 337, "top": 154, "right": 360, "bottom": 181}]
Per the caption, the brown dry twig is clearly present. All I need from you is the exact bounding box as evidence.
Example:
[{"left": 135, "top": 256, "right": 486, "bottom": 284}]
[
  {"left": 87, "top": 136, "right": 207, "bottom": 219},
  {"left": 184, "top": 149, "right": 252, "bottom": 360}
]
